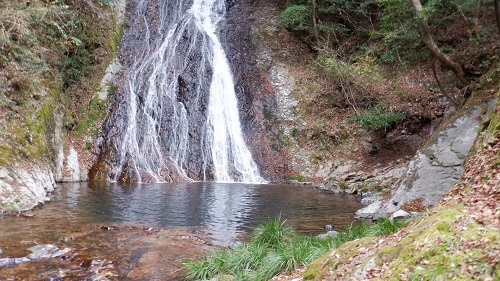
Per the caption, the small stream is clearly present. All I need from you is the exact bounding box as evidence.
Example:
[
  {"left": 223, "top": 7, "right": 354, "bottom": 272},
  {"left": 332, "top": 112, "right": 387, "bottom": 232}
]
[{"left": 0, "top": 183, "right": 363, "bottom": 280}]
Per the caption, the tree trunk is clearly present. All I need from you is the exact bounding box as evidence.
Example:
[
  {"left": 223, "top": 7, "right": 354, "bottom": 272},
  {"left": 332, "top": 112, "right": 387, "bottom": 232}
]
[
  {"left": 410, "top": 0, "right": 469, "bottom": 85},
  {"left": 495, "top": 0, "right": 500, "bottom": 33},
  {"left": 311, "top": 0, "right": 320, "bottom": 46}
]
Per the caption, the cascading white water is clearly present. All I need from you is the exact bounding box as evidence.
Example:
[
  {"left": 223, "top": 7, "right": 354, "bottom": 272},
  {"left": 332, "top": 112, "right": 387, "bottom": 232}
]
[
  {"left": 192, "top": 0, "right": 265, "bottom": 183},
  {"left": 111, "top": 0, "right": 265, "bottom": 183}
]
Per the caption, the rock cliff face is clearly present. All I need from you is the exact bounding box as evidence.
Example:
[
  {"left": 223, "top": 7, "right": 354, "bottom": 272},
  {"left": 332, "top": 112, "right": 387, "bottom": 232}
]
[
  {"left": 1, "top": 0, "right": 495, "bottom": 215},
  {"left": 0, "top": 92, "right": 63, "bottom": 213},
  {"left": 0, "top": 1, "right": 124, "bottom": 213},
  {"left": 90, "top": 0, "right": 291, "bottom": 183},
  {"left": 221, "top": 0, "right": 292, "bottom": 181},
  {"left": 0, "top": 165, "right": 56, "bottom": 212},
  {"left": 356, "top": 94, "right": 497, "bottom": 219}
]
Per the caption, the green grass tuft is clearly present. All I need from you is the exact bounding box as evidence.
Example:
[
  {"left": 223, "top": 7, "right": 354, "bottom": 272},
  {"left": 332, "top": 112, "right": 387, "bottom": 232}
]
[{"left": 181, "top": 217, "right": 408, "bottom": 280}]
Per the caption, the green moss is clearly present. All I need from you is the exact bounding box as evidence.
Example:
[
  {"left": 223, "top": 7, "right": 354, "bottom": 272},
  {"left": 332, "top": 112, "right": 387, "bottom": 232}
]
[
  {"left": 377, "top": 244, "right": 404, "bottom": 264},
  {"left": 3, "top": 202, "right": 19, "bottom": 212},
  {"left": 304, "top": 237, "right": 378, "bottom": 281},
  {"left": 480, "top": 86, "right": 500, "bottom": 144},
  {"left": 284, "top": 174, "right": 308, "bottom": 182},
  {"left": 309, "top": 154, "right": 322, "bottom": 164},
  {"left": 0, "top": 144, "right": 12, "bottom": 165},
  {"left": 434, "top": 221, "right": 451, "bottom": 232},
  {"left": 0, "top": 0, "right": 117, "bottom": 166},
  {"left": 74, "top": 95, "right": 107, "bottom": 137},
  {"left": 376, "top": 202, "right": 500, "bottom": 280},
  {"left": 4, "top": 97, "right": 56, "bottom": 163},
  {"left": 109, "top": 14, "right": 124, "bottom": 59},
  {"left": 372, "top": 204, "right": 463, "bottom": 273},
  {"left": 281, "top": 136, "right": 294, "bottom": 147},
  {"left": 302, "top": 263, "right": 319, "bottom": 280}
]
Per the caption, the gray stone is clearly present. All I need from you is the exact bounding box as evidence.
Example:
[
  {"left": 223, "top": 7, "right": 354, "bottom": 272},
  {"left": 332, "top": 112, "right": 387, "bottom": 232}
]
[
  {"left": 0, "top": 257, "right": 30, "bottom": 268},
  {"left": 270, "top": 64, "right": 298, "bottom": 122},
  {"left": 326, "top": 161, "right": 356, "bottom": 181},
  {"left": 390, "top": 210, "right": 411, "bottom": 220},
  {"left": 0, "top": 168, "right": 8, "bottom": 179},
  {"left": 89, "top": 274, "right": 108, "bottom": 281},
  {"left": 317, "top": 230, "right": 339, "bottom": 239},
  {"left": 354, "top": 258, "right": 377, "bottom": 280},
  {"left": 375, "top": 97, "right": 497, "bottom": 217},
  {"left": 355, "top": 200, "right": 382, "bottom": 220},
  {"left": 0, "top": 244, "right": 71, "bottom": 269},
  {"left": 0, "top": 164, "right": 56, "bottom": 213},
  {"left": 63, "top": 147, "right": 81, "bottom": 182}
]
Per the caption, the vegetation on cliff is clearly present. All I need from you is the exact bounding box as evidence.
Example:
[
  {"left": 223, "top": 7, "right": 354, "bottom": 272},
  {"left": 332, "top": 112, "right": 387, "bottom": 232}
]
[
  {"left": 0, "top": 0, "right": 116, "bottom": 168},
  {"left": 268, "top": 0, "right": 499, "bottom": 184}
]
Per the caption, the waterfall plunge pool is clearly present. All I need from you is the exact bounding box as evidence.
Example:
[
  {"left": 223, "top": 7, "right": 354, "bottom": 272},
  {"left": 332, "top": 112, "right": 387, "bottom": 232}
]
[{"left": 0, "top": 183, "right": 363, "bottom": 280}]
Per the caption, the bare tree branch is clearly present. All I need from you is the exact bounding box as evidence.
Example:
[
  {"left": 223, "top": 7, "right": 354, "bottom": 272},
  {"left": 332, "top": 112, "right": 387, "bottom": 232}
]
[{"left": 410, "top": 0, "right": 469, "bottom": 86}]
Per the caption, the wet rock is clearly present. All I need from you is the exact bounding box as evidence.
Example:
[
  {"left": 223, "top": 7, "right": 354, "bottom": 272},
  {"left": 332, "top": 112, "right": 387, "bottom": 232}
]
[
  {"left": 0, "top": 245, "right": 70, "bottom": 269},
  {"left": 0, "top": 257, "right": 30, "bottom": 267},
  {"left": 360, "top": 191, "right": 382, "bottom": 205},
  {"left": 228, "top": 241, "right": 243, "bottom": 250},
  {"left": 91, "top": 0, "right": 276, "bottom": 183},
  {"left": 27, "top": 244, "right": 70, "bottom": 259},
  {"left": 88, "top": 273, "right": 109, "bottom": 281}
]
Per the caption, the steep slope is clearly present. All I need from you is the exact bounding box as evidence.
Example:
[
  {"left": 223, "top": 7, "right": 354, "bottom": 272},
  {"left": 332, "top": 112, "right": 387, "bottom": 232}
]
[
  {"left": 300, "top": 70, "right": 500, "bottom": 280},
  {"left": 0, "top": 0, "right": 122, "bottom": 212}
]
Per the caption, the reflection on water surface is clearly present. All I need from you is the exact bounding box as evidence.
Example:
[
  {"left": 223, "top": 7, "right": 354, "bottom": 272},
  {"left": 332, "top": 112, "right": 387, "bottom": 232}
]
[
  {"left": 51, "top": 182, "right": 362, "bottom": 243},
  {"left": 0, "top": 182, "right": 363, "bottom": 280}
]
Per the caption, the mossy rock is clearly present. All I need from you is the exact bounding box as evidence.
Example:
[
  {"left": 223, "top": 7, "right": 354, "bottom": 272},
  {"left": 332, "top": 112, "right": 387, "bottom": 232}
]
[{"left": 303, "top": 237, "right": 377, "bottom": 281}]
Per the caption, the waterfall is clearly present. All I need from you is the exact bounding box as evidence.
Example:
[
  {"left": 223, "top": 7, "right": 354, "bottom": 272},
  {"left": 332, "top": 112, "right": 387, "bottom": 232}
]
[{"left": 108, "top": 0, "right": 265, "bottom": 183}]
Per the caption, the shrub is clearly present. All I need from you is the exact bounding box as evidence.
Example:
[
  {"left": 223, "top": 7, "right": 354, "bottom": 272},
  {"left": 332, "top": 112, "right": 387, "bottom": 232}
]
[
  {"left": 348, "top": 102, "right": 407, "bottom": 131},
  {"left": 277, "top": 5, "right": 311, "bottom": 31}
]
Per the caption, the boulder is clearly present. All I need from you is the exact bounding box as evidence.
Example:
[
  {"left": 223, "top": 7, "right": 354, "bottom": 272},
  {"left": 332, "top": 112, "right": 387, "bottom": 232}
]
[
  {"left": 390, "top": 210, "right": 411, "bottom": 220},
  {"left": 375, "top": 97, "right": 497, "bottom": 217},
  {"left": 355, "top": 200, "right": 382, "bottom": 220}
]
